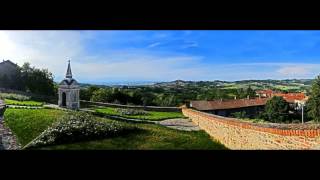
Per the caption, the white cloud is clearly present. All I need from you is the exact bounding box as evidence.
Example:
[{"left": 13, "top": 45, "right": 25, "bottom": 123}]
[
  {"left": 0, "top": 30, "right": 85, "bottom": 79},
  {"left": 2, "top": 30, "right": 320, "bottom": 83},
  {"left": 181, "top": 41, "right": 198, "bottom": 49},
  {"left": 0, "top": 30, "right": 206, "bottom": 82},
  {"left": 277, "top": 66, "right": 311, "bottom": 76},
  {"left": 147, "top": 42, "right": 162, "bottom": 48}
]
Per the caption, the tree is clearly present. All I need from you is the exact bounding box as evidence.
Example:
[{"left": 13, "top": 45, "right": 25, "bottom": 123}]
[
  {"left": 80, "top": 86, "right": 100, "bottom": 100},
  {"left": 131, "top": 90, "right": 143, "bottom": 105},
  {"left": 141, "top": 92, "right": 156, "bottom": 106},
  {"left": 112, "top": 88, "right": 130, "bottom": 104},
  {"left": 231, "top": 111, "right": 247, "bottom": 119},
  {"left": 91, "top": 88, "right": 111, "bottom": 102},
  {"left": 245, "top": 86, "right": 256, "bottom": 98},
  {"left": 263, "top": 96, "right": 289, "bottom": 123},
  {"left": 19, "top": 62, "right": 55, "bottom": 95},
  {"left": 306, "top": 75, "right": 320, "bottom": 122}
]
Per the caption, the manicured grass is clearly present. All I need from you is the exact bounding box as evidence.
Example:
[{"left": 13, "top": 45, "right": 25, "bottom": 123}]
[
  {"left": 39, "top": 123, "right": 226, "bottom": 150},
  {"left": 95, "top": 107, "right": 185, "bottom": 121},
  {"left": 4, "top": 108, "right": 226, "bottom": 150},
  {"left": 4, "top": 109, "right": 66, "bottom": 146},
  {"left": 4, "top": 99, "right": 43, "bottom": 106}
]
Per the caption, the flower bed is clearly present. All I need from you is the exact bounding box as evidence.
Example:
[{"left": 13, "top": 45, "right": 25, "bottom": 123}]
[
  {"left": 115, "top": 108, "right": 150, "bottom": 116},
  {"left": 24, "top": 111, "right": 138, "bottom": 148},
  {"left": 0, "top": 93, "right": 30, "bottom": 101}
]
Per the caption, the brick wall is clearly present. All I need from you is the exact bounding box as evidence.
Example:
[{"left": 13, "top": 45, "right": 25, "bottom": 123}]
[{"left": 182, "top": 108, "right": 320, "bottom": 150}]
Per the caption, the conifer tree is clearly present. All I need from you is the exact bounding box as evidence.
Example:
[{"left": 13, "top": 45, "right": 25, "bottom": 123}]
[{"left": 306, "top": 75, "right": 320, "bottom": 122}]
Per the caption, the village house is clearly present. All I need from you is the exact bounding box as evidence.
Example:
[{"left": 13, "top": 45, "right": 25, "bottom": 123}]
[
  {"left": 0, "top": 60, "right": 18, "bottom": 77},
  {"left": 256, "top": 89, "right": 278, "bottom": 98}
]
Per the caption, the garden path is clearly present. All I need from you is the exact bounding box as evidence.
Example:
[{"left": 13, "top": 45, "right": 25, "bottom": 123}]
[
  {"left": 156, "top": 118, "right": 201, "bottom": 131},
  {"left": 0, "top": 117, "right": 20, "bottom": 150}
]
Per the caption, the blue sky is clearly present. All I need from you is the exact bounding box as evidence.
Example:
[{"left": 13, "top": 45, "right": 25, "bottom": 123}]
[{"left": 2, "top": 30, "right": 320, "bottom": 84}]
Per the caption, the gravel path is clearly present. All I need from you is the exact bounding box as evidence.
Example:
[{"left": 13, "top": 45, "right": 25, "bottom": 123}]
[
  {"left": 0, "top": 116, "right": 21, "bottom": 150},
  {"left": 156, "top": 118, "right": 201, "bottom": 131}
]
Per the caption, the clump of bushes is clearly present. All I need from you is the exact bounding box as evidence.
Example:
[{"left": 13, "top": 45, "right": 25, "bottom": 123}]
[
  {"left": 231, "top": 111, "right": 247, "bottom": 119},
  {"left": 262, "top": 96, "right": 290, "bottom": 123},
  {"left": 24, "top": 111, "right": 139, "bottom": 148},
  {"left": 0, "top": 93, "right": 30, "bottom": 101},
  {"left": 115, "top": 108, "right": 150, "bottom": 116}
]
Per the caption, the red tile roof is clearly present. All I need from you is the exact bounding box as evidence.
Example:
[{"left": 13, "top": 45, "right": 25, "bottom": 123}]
[
  {"left": 256, "top": 89, "right": 274, "bottom": 94},
  {"left": 190, "top": 98, "right": 269, "bottom": 111},
  {"left": 272, "top": 93, "right": 306, "bottom": 103}
]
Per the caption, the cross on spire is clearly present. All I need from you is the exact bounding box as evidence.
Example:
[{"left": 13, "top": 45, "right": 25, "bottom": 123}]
[{"left": 66, "top": 60, "right": 72, "bottom": 78}]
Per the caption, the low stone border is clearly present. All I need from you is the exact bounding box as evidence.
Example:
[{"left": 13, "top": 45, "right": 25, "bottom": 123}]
[
  {"left": 0, "top": 117, "right": 21, "bottom": 150},
  {"left": 156, "top": 118, "right": 201, "bottom": 131},
  {"left": 7, "top": 105, "right": 43, "bottom": 109}
]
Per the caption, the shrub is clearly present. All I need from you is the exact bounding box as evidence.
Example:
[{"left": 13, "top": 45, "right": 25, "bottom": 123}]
[
  {"left": 231, "top": 111, "right": 247, "bottom": 119},
  {"left": 115, "top": 108, "right": 150, "bottom": 116},
  {"left": 263, "top": 96, "right": 289, "bottom": 123},
  {"left": 0, "top": 93, "right": 30, "bottom": 101},
  {"left": 25, "top": 111, "right": 139, "bottom": 148}
]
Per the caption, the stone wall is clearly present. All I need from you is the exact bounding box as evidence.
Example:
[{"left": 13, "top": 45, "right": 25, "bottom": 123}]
[
  {"left": 80, "top": 100, "right": 182, "bottom": 112},
  {"left": 0, "top": 100, "right": 6, "bottom": 117},
  {"left": 182, "top": 108, "right": 320, "bottom": 150}
]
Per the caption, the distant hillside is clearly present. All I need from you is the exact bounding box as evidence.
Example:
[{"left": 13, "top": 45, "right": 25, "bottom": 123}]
[{"left": 81, "top": 79, "right": 314, "bottom": 90}]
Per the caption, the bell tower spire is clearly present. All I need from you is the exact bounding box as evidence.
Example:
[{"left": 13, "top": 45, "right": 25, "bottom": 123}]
[{"left": 66, "top": 60, "right": 72, "bottom": 78}]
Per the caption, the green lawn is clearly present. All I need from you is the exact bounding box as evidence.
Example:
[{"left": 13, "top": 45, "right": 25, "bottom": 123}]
[
  {"left": 4, "top": 109, "right": 66, "bottom": 146},
  {"left": 4, "top": 108, "right": 226, "bottom": 150},
  {"left": 94, "top": 107, "right": 185, "bottom": 121},
  {"left": 4, "top": 99, "right": 43, "bottom": 106}
]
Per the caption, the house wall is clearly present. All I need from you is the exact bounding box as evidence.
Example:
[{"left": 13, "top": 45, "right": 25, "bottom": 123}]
[
  {"left": 182, "top": 108, "right": 320, "bottom": 150},
  {"left": 0, "top": 61, "right": 18, "bottom": 78}
]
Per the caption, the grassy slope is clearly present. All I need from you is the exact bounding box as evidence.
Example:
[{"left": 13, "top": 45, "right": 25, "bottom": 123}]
[
  {"left": 4, "top": 109, "right": 66, "bottom": 146},
  {"left": 95, "top": 107, "right": 185, "bottom": 121},
  {"left": 4, "top": 109, "right": 226, "bottom": 150},
  {"left": 4, "top": 99, "right": 43, "bottom": 106},
  {"left": 39, "top": 122, "right": 226, "bottom": 150}
]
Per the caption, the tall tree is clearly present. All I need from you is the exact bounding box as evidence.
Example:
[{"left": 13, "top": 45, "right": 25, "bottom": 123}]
[
  {"left": 306, "top": 75, "right": 320, "bottom": 122},
  {"left": 263, "top": 96, "right": 289, "bottom": 123}
]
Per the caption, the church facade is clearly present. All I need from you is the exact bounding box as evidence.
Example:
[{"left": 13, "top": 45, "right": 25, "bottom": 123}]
[{"left": 58, "top": 61, "right": 80, "bottom": 110}]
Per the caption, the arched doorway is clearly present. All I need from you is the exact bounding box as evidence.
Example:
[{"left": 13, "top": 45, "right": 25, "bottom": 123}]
[{"left": 62, "top": 92, "right": 66, "bottom": 107}]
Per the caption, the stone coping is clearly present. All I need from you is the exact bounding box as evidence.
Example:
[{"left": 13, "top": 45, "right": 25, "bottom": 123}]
[
  {"left": 183, "top": 108, "right": 320, "bottom": 138},
  {"left": 81, "top": 100, "right": 181, "bottom": 112}
]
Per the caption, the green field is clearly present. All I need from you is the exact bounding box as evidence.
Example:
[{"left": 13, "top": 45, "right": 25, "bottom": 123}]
[
  {"left": 4, "top": 99, "right": 43, "bottom": 106},
  {"left": 273, "top": 85, "right": 301, "bottom": 91},
  {"left": 94, "top": 107, "right": 185, "bottom": 121},
  {"left": 4, "top": 109, "right": 226, "bottom": 150}
]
